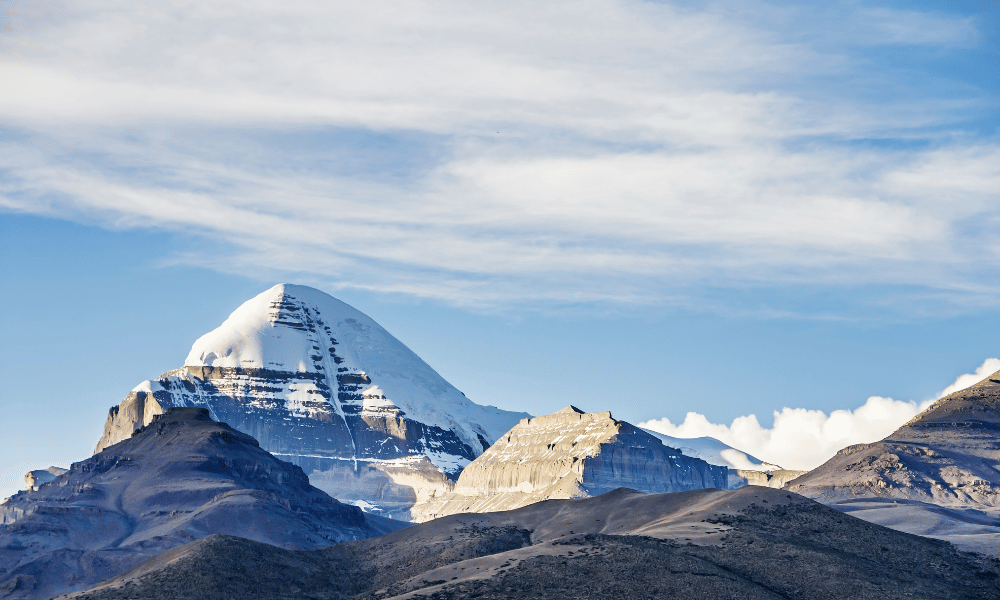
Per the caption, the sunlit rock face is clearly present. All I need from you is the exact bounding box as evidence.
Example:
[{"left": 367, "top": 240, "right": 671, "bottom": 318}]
[
  {"left": 411, "top": 406, "right": 728, "bottom": 521},
  {"left": 728, "top": 469, "right": 806, "bottom": 489},
  {"left": 787, "top": 369, "right": 1000, "bottom": 555},
  {"left": 94, "top": 284, "right": 528, "bottom": 520},
  {"left": 22, "top": 467, "right": 67, "bottom": 492}
]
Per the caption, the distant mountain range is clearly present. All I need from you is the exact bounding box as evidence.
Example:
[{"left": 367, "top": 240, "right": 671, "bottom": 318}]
[
  {"left": 86, "top": 284, "right": 774, "bottom": 520},
  {"left": 6, "top": 283, "right": 999, "bottom": 599},
  {"left": 93, "top": 284, "right": 529, "bottom": 520}
]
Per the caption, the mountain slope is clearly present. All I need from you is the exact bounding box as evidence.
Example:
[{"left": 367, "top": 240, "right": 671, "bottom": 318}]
[
  {"left": 411, "top": 406, "right": 728, "bottom": 521},
  {"left": 94, "top": 284, "right": 528, "bottom": 519},
  {"left": 787, "top": 369, "right": 1000, "bottom": 555},
  {"left": 641, "top": 429, "right": 805, "bottom": 489},
  {"left": 0, "top": 408, "right": 391, "bottom": 600},
  {"left": 64, "top": 486, "right": 1000, "bottom": 600}
]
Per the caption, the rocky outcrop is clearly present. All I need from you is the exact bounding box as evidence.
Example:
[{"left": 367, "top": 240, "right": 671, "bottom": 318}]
[
  {"left": 729, "top": 468, "right": 806, "bottom": 489},
  {"left": 411, "top": 406, "right": 728, "bottom": 521},
  {"left": 787, "top": 369, "right": 1000, "bottom": 555},
  {"left": 93, "top": 284, "right": 527, "bottom": 520},
  {"left": 0, "top": 407, "right": 396, "bottom": 600},
  {"left": 22, "top": 467, "right": 67, "bottom": 492}
]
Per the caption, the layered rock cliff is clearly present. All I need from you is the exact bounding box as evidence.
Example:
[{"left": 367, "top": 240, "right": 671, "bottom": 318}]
[
  {"left": 93, "top": 284, "right": 528, "bottom": 519},
  {"left": 411, "top": 406, "right": 728, "bottom": 521}
]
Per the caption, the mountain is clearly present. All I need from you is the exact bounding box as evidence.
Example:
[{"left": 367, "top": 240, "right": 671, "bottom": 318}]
[
  {"left": 62, "top": 486, "right": 1000, "bottom": 600},
  {"left": 641, "top": 429, "right": 805, "bottom": 489},
  {"left": 410, "top": 406, "right": 728, "bottom": 521},
  {"left": 94, "top": 284, "right": 528, "bottom": 519},
  {"left": 641, "top": 430, "right": 773, "bottom": 469},
  {"left": 0, "top": 408, "right": 395, "bottom": 600},
  {"left": 787, "top": 369, "right": 1000, "bottom": 556}
]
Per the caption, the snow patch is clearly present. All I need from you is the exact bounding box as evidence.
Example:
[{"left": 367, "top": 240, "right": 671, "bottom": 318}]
[{"left": 131, "top": 380, "right": 164, "bottom": 395}]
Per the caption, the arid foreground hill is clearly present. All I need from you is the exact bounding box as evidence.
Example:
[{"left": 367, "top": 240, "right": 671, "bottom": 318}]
[
  {"left": 788, "top": 369, "right": 1000, "bottom": 556},
  {"left": 0, "top": 408, "right": 396, "bottom": 600},
  {"left": 65, "top": 486, "right": 1000, "bottom": 600}
]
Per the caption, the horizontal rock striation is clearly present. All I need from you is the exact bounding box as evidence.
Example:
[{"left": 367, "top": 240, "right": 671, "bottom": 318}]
[
  {"left": 93, "top": 284, "right": 527, "bottom": 520},
  {"left": 411, "top": 406, "right": 728, "bottom": 521}
]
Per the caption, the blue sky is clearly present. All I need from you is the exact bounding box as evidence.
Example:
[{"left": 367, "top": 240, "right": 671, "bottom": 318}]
[{"left": 1, "top": 0, "right": 998, "bottom": 499}]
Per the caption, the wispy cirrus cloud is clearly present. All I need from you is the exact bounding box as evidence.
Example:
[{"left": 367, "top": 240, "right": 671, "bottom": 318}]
[{"left": 1, "top": 0, "right": 997, "bottom": 312}]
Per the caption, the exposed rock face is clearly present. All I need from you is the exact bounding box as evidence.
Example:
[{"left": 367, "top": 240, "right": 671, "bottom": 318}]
[
  {"left": 65, "top": 487, "right": 1000, "bottom": 600},
  {"left": 411, "top": 406, "right": 728, "bottom": 521},
  {"left": 0, "top": 408, "right": 394, "bottom": 600},
  {"left": 23, "top": 467, "right": 67, "bottom": 492},
  {"left": 93, "top": 284, "right": 528, "bottom": 520},
  {"left": 729, "top": 468, "right": 806, "bottom": 489},
  {"left": 787, "top": 369, "right": 1000, "bottom": 555}
]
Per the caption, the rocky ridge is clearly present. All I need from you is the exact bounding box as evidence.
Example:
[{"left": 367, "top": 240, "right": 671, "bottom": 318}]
[
  {"left": 0, "top": 408, "right": 394, "bottom": 600},
  {"left": 411, "top": 406, "right": 728, "bottom": 521},
  {"left": 93, "top": 284, "right": 528, "bottom": 519},
  {"left": 788, "top": 369, "right": 1000, "bottom": 555}
]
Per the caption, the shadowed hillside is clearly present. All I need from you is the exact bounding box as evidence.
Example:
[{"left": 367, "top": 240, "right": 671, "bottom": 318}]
[{"left": 64, "top": 487, "right": 1000, "bottom": 600}]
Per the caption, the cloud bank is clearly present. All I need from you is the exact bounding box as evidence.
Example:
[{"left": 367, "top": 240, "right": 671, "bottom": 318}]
[
  {"left": 938, "top": 358, "right": 1000, "bottom": 398},
  {"left": 1, "top": 0, "right": 998, "bottom": 312},
  {"left": 639, "top": 358, "right": 1000, "bottom": 471}
]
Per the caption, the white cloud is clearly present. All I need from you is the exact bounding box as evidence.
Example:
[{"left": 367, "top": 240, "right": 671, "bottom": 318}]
[
  {"left": 639, "top": 358, "right": 1000, "bottom": 471},
  {"left": 938, "top": 358, "right": 1000, "bottom": 398},
  {"left": 639, "top": 396, "right": 934, "bottom": 471},
  {"left": 0, "top": 0, "right": 997, "bottom": 311}
]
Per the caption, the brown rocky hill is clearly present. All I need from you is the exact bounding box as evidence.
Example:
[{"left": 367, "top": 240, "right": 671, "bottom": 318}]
[
  {"left": 787, "top": 369, "right": 1000, "bottom": 555},
  {"left": 0, "top": 408, "right": 398, "bottom": 600},
  {"left": 63, "top": 486, "right": 1000, "bottom": 600},
  {"left": 411, "top": 406, "right": 727, "bottom": 521}
]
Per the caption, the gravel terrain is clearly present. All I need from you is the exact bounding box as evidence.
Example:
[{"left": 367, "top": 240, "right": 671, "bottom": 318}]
[{"left": 63, "top": 487, "right": 1000, "bottom": 600}]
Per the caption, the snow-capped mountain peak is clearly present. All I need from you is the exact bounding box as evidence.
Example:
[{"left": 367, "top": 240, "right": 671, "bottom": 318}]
[
  {"left": 182, "top": 283, "right": 521, "bottom": 453},
  {"left": 96, "top": 284, "right": 528, "bottom": 519}
]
